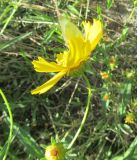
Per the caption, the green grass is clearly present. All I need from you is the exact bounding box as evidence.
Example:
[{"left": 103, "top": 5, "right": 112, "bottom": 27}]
[{"left": 0, "top": 0, "right": 137, "bottom": 160}]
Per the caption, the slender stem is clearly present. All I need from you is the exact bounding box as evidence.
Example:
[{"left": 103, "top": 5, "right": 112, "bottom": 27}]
[
  {"left": 85, "top": 0, "right": 90, "bottom": 20},
  {"left": 67, "top": 75, "right": 92, "bottom": 149},
  {"left": 0, "top": 89, "right": 13, "bottom": 160},
  {"left": 52, "top": 0, "right": 60, "bottom": 18},
  {"left": 124, "top": 6, "right": 135, "bottom": 26},
  {"left": 46, "top": 106, "right": 59, "bottom": 140}
]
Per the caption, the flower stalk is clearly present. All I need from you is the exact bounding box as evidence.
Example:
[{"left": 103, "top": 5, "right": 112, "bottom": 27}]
[
  {"left": 67, "top": 75, "right": 92, "bottom": 149},
  {"left": 0, "top": 89, "right": 13, "bottom": 160}
]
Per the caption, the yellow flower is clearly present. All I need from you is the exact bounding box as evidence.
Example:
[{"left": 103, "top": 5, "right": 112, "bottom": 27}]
[
  {"left": 45, "top": 143, "right": 66, "bottom": 160},
  {"left": 125, "top": 113, "right": 135, "bottom": 124},
  {"left": 103, "top": 94, "right": 109, "bottom": 101},
  {"left": 100, "top": 71, "right": 109, "bottom": 79},
  {"left": 31, "top": 16, "right": 103, "bottom": 94}
]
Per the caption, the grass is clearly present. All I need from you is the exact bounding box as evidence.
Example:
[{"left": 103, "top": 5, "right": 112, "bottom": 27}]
[{"left": 0, "top": 0, "right": 137, "bottom": 160}]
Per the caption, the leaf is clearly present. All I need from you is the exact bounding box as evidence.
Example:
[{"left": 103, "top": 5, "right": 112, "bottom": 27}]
[
  {"left": 0, "top": 32, "right": 32, "bottom": 51},
  {"left": 3, "top": 113, "right": 44, "bottom": 159},
  {"left": 106, "top": 0, "right": 114, "bottom": 9},
  {"left": 119, "top": 83, "right": 132, "bottom": 115},
  {"left": 67, "top": 5, "right": 79, "bottom": 16},
  {"left": 112, "top": 136, "right": 137, "bottom": 160},
  {"left": 13, "top": 124, "right": 44, "bottom": 159}
]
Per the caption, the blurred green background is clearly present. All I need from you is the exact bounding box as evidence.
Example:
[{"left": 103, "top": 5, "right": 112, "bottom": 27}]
[{"left": 0, "top": 0, "right": 137, "bottom": 159}]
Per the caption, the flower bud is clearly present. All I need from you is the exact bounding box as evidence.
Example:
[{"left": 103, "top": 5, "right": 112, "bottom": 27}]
[
  {"left": 100, "top": 71, "right": 109, "bottom": 79},
  {"left": 45, "top": 143, "right": 66, "bottom": 160}
]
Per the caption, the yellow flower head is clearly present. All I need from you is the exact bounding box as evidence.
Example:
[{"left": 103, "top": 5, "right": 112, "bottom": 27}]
[
  {"left": 103, "top": 94, "right": 109, "bottom": 101},
  {"left": 125, "top": 113, "right": 135, "bottom": 124},
  {"left": 100, "top": 71, "right": 109, "bottom": 80},
  {"left": 45, "top": 143, "right": 66, "bottom": 160},
  {"left": 31, "top": 16, "right": 103, "bottom": 94}
]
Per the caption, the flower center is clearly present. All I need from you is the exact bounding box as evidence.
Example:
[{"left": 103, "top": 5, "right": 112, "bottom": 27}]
[
  {"left": 46, "top": 148, "right": 59, "bottom": 158},
  {"left": 50, "top": 149, "right": 59, "bottom": 156}
]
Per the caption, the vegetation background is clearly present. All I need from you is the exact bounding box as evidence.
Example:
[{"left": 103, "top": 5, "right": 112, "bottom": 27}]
[{"left": 0, "top": 0, "right": 137, "bottom": 159}]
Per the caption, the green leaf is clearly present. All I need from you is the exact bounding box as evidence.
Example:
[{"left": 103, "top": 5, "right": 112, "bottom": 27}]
[
  {"left": 40, "top": 158, "right": 47, "bottom": 160},
  {"left": 106, "top": 0, "right": 114, "bottom": 9},
  {"left": 0, "top": 32, "right": 32, "bottom": 51},
  {"left": 13, "top": 124, "right": 44, "bottom": 159},
  {"left": 118, "top": 83, "right": 132, "bottom": 115},
  {"left": 112, "top": 136, "right": 137, "bottom": 160},
  {"left": 67, "top": 5, "right": 79, "bottom": 16}
]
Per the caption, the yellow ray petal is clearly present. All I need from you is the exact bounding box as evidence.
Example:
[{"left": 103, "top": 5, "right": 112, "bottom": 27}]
[
  {"left": 68, "top": 37, "right": 84, "bottom": 65},
  {"left": 59, "top": 16, "right": 83, "bottom": 43},
  {"left": 31, "top": 70, "right": 66, "bottom": 95},
  {"left": 56, "top": 52, "right": 69, "bottom": 67},
  {"left": 59, "top": 16, "right": 84, "bottom": 66},
  {"left": 83, "top": 19, "right": 103, "bottom": 53},
  {"left": 32, "top": 57, "right": 65, "bottom": 72}
]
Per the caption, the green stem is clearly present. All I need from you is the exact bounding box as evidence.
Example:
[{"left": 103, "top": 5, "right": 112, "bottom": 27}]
[
  {"left": 126, "top": 7, "right": 135, "bottom": 24},
  {"left": 67, "top": 75, "right": 92, "bottom": 149},
  {"left": 85, "top": 0, "right": 90, "bottom": 20},
  {"left": 0, "top": 89, "right": 13, "bottom": 160}
]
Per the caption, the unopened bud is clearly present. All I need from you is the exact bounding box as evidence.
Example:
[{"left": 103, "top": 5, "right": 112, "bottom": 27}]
[{"left": 45, "top": 143, "right": 66, "bottom": 160}]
